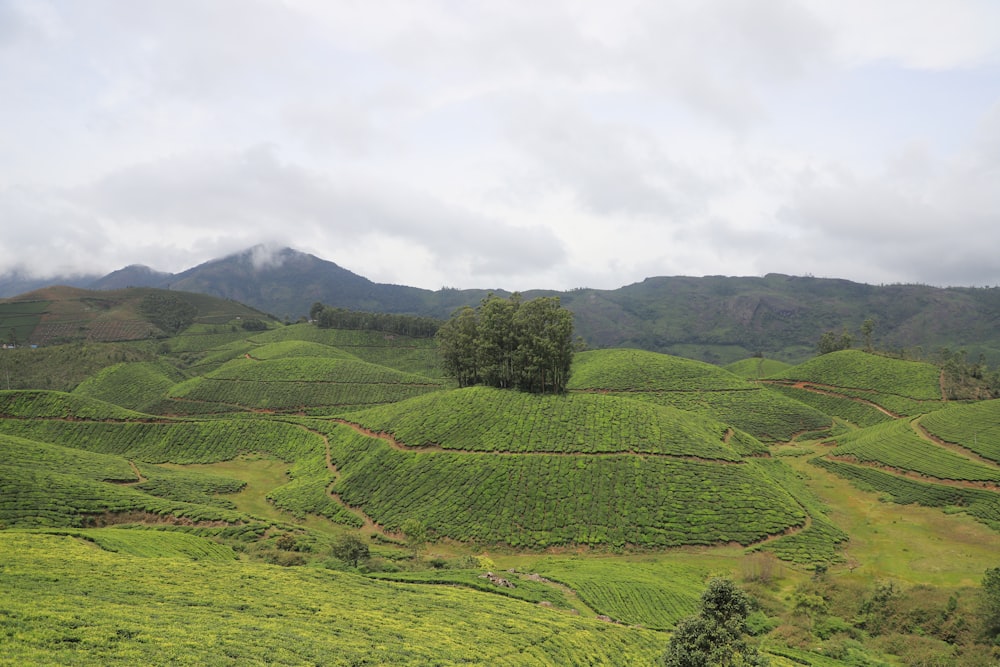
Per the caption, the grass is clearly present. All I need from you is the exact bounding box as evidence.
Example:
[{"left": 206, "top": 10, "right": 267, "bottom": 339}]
[
  {"left": 786, "top": 443, "right": 1000, "bottom": 587},
  {"left": 725, "top": 357, "right": 793, "bottom": 380},
  {"left": 72, "top": 361, "right": 186, "bottom": 412},
  {"left": 825, "top": 418, "right": 1000, "bottom": 483},
  {"left": 347, "top": 386, "right": 751, "bottom": 458},
  {"left": 312, "top": 420, "right": 807, "bottom": 549},
  {"left": 919, "top": 398, "right": 1000, "bottom": 464},
  {"left": 0, "top": 532, "right": 666, "bottom": 666},
  {"left": 769, "top": 350, "right": 943, "bottom": 401},
  {"left": 158, "top": 455, "right": 295, "bottom": 523},
  {"left": 568, "top": 348, "right": 752, "bottom": 391}
]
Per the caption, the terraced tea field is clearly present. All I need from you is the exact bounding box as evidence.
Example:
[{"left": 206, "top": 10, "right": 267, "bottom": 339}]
[{"left": 4, "top": 307, "right": 1000, "bottom": 666}]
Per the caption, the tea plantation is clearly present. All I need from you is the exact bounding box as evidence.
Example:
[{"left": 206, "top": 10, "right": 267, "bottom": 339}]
[{"left": 2, "top": 301, "right": 999, "bottom": 666}]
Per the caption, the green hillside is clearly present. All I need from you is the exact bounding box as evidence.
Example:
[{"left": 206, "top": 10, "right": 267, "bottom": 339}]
[
  {"left": 313, "top": 420, "right": 806, "bottom": 549},
  {"left": 567, "top": 349, "right": 831, "bottom": 441},
  {"left": 0, "top": 532, "right": 665, "bottom": 666},
  {"left": 0, "top": 286, "right": 275, "bottom": 346},
  {"left": 345, "top": 386, "right": 754, "bottom": 458},
  {"left": 569, "top": 348, "right": 751, "bottom": 391},
  {"left": 72, "top": 360, "right": 187, "bottom": 412},
  {"left": 3, "top": 308, "right": 1000, "bottom": 666},
  {"left": 920, "top": 399, "right": 1000, "bottom": 464},
  {"left": 168, "top": 356, "right": 447, "bottom": 414},
  {"left": 768, "top": 349, "right": 943, "bottom": 400}
]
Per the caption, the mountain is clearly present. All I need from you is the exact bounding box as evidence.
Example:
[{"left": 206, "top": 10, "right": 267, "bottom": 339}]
[
  {"left": 4, "top": 245, "right": 1000, "bottom": 364},
  {"left": 88, "top": 265, "right": 172, "bottom": 291}
]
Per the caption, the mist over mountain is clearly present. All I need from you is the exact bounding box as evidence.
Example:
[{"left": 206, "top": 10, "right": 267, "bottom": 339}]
[{"left": 4, "top": 245, "right": 1000, "bottom": 365}]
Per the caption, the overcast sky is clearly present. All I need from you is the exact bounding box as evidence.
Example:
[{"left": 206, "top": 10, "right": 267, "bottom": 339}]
[{"left": 2, "top": 1, "right": 999, "bottom": 291}]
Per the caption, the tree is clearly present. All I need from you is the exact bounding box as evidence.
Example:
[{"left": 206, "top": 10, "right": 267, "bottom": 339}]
[
  {"left": 437, "top": 293, "right": 575, "bottom": 393},
  {"left": 436, "top": 306, "right": 480, "bottom": 387},
  {"left": 512, "top": 296, "right": 574, "bottom": 393},
  {"left": 477, "top": 293, "right": 521, "bottom": 389},
  {"left": 401, "top": 518, "right": 427, "bottom": 555},
  {"left": 138, "top": 293, "right": 197, "bottom": 335},
  {"left": 331, "top": 533, "right": 370, "bottom": 568},
  {"left": 980, "top": 567, "right": 1000, "bottom": 643},
  {"left": 817, "top": 328, "right": 853, "bottom": 355},
  {"left": 861, "top": 318, "right": 876, "bottom": 352},
  {"left": 662, "top": 578, "right": 769, "bottom": 667},
  {"left": 309, "top": 301, "right": 325, "bottom": 321}
]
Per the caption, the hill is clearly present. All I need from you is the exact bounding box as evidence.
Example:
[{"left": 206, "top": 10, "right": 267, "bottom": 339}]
[
  {"left": 568, "top": 349, "right": 831, "bottom": 442},
  {"left": 3, "top": 308, "right": 1000, "bottom": 665},
  {"left": 0, "top": 285, "right": 276, "bottom": 348},
  {"left": 6, "top": 246, "right": 1000, "bottom": 365}
]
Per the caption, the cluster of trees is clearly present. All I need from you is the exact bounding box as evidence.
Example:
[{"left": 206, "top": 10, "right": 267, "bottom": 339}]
[
  {"left": 816, "top": 318, "right": 876, "bottom": 355},
  {"left": 436, "top": 294, "right": 574, "bottom": 394},
  {"left": 309, "top": 303, "right": 440, "bottom": 338},
  {"left": 138, "top": 294, "right": 197, "bottom": 335}
]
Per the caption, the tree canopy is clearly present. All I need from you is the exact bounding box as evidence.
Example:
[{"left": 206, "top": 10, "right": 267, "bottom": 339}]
[
  {"left": 436, "top": 293, "right": 574, "bottom": 394},
  {"left": 310, "top": 303, "right": 440, "bottom": 338},
  {"left": 662, "top": 578, "right": 768, "bottom": 667}
]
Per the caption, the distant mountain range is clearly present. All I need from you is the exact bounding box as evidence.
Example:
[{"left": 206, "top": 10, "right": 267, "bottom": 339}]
[{"left": 4, "top": 245, "right": 1000, "bottom": 364}]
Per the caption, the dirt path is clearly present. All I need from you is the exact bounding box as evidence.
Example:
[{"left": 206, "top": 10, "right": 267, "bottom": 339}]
[
  {"left": 289, "top": 422, "right": 386, "bottom": 534},
  {"left": 824, "top": 453, "right": 1000, "bottom": 491},
  {"left": 910, "top": 418, "right": 1000, "bottom": 470},
  {"left": 127, "top": 460, "right": 147, "bottom": 484}
]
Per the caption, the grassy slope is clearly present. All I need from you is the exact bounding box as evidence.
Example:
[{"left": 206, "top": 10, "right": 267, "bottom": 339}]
[
  {"left": 0, "top": 532, "right": 665, "bottom": 666},
  {"left": 72, "top": 361, "right": 187, "bottom": 412},
  {"left": 316, "top": 420, "right": 806, "bottom": 549},
  {"left": 768, "top": 349, "right": 943, "bottom": 401},
  {"left": 346, "top": 386, "right": 751, "bottom": 458},
  {"left": 567, "top": 348, "right": 831, "bottom": 441},
  {"left": 8, "top": 320, "right": 1000, "bottom": 666}
]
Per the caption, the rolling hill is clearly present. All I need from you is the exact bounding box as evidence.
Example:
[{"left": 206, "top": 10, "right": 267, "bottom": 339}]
[{"left": 2, "top": 306, "right": 1000, "bottom": 665}]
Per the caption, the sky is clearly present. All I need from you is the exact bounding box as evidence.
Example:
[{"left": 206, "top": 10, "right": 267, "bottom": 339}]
[{"left": 1, "top": 0, "right": 999, "bottom": 291}]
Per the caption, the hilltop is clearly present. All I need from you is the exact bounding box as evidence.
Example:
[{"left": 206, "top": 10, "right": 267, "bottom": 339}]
[{"left": 4, "top": 245, "right": 1000, "bottom": 364}]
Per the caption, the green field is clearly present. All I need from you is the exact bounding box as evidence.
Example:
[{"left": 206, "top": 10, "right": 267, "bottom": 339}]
[
  {"left": 825, "top": 418, "right": 1000, "bottom": 484},
  {"left": 346, "top": 386, "right": 749, "bottom": 458},
  {"left": 0, "top": 532, "right": 666, "bottom": 666},
  {"left": 4, "top": 312, "right": 1000, "bottom": 666}
]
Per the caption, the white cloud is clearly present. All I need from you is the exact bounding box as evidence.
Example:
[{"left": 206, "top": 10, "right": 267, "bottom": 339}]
[{"left": 1, "top": 1, "right": 999, "bottom": 290}]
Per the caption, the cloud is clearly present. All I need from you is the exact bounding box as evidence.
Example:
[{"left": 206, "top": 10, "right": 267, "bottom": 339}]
[
  {"left": 774, "top": 106, "right": 1000, "bottom": 286},
  {"left": 1, "top": 1, "right": 999, "bottom": 292},
  {"left": 9, "top": 146, "right": 566, "bottom": 286}
]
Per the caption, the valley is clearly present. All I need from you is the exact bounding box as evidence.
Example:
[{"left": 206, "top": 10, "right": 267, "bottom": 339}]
[{"left": 1, "top": 287, "right": 999, "bottom": 665}]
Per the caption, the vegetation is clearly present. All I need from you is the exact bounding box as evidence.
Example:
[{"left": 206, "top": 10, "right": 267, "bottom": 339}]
[
  {"left": 72, "top": 360, "right": 186, "bottom": 412},
  {"left": 138, "top": 293, "right": 197, "bottom": 335},
  {"left": 920, "top": 399, "right": 1000, "bottom": 464},
  {"left": 3, "top": 292, "right": 1000, "bottom": 666},
  {"left": 826, "top": 418, "right": 1000, "bottom": 484},
  {"left": 0, "top": 532, "right": 665, "bottom": 665},
  {"left": 725, "top": 357, "right": 792, "bottom": 380},
  {"left": 662, "top": 578, "right": 768, "bottom": 666},
  {"left": 769, "top": 350, "right": 943, "bottom": 401},
  {"left": 311, "top": 303, "right": 440, "bottom": 338},
  {"left": 981, "top": 567, "right": 1000, "bottom": 644},
  {"left": 330, "top": 532, "right": 369, "bottom": 567},
  {"left": 315, "top": 421, "right": 806, "bottom": 549},
  {"left": 817, "top": 329, "right": 855, "bottom": 355},
  {"left": 437, "top": 293, "right": 574, "bottom": 393},
  {"left": 344, "top": 386, "right": 749, "bottom": 459}
]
